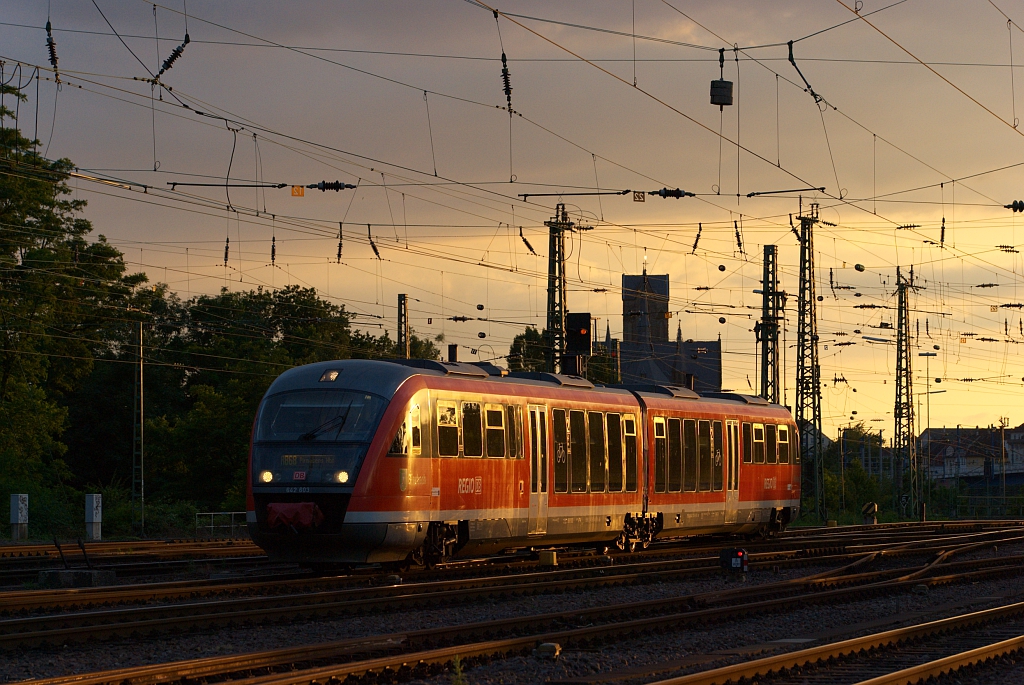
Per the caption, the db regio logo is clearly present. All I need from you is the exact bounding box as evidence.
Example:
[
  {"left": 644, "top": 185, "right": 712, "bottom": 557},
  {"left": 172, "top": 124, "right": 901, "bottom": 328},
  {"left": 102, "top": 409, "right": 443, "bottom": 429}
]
[{"left": 458, "top": 477, "right": 483, "bottom": 494}]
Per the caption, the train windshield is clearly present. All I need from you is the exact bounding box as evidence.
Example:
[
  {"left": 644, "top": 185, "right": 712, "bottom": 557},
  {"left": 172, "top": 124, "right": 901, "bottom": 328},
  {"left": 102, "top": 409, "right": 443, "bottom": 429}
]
[{"left": 256, "top": 390, "right": 387, "bottom": 443}]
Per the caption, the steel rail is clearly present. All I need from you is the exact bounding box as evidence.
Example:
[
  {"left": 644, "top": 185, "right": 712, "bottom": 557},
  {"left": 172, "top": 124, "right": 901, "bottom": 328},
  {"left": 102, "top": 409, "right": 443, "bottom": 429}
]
[
  {"left": 0, "top": 531, "right": 895, "bottom": 613},
  {"left": 646, "top": 599, "right": 1024, "bottom": 685},
  {"left": 851, "top": 634, "right": 1024, "bottom": 685},
  {"left": 4, "top": 524, "right": 1019, "bottom": 614},
  {"left": 5, "top": 528, "right": 1024, "bottom": 647},
  {"left": 127, "top": 565, "right": 1024, "bottom": 685},
  {"left": 0, "top": 539, "right": 259, "bottom": 561},
  {"left": 5, "top": 525, "right": 1021, "bottom": 613},
  {"left": 7, "top": 555, "right": 901, "bottom": 685},
  {"left": 16, "top": 555, "right": 1024, "bottom": 685},
  {"left": 0, "top": 547, "right": 877, "bottom": 646}
]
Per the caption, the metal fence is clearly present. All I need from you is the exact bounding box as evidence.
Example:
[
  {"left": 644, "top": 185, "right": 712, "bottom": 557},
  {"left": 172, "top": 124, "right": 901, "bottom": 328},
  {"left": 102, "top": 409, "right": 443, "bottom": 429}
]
[
  {"left": 955, "top": 496, "right": 1024, "bottom": 519},
  {"left": 195, "top": 511, "right": 248, "bottom": 538}
]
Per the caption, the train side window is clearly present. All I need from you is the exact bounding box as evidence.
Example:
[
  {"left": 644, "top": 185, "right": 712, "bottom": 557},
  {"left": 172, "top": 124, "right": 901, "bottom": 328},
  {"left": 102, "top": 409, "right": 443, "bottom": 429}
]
[
  {"left": 683, "top": 419, "right": 697, "bottom": 492},
  {"left": 766, "top": 424, "right": 777, "bottom": 464},
  {"left": 463, "top": 402, "right": 483, "bottom": 457},
  {"left": 668, "top": 418, "right": 682, "bottom": 493},
  {"left": 607, "top": 414, "right": 623, "bottom": 493},
  {"left": 437, "top": 400, "right": 459, "bottom": 457},
  {"left": 410, "top": 405, "right": 422, "bottom": 456},
  {"left": 540, "top": 410, "right": 548, "bottom": 489},
  {"left": 712, "top": 420, "right": 724, "bottom": 491},
  {"left": 388, "top": 414, "right": 407, "bottom": 456},
  {"left": 570, "top": 410, "right": 588, "bottom": 493},
  {"left": 742, "top": 422, "right": 753, "bottom": 464},
  {"left": 753, "top": 423, "right": 765, "bottom": 463},
  {"left": 698, "top": 420, "right": 712, "bottom": 491},
  {"left": 654, "top": 417, "right": 667, "bottom": 493},
  {"left": 553, "top": 409, "right": 568, "bottom": 493},
  {"left": 530, "top": 410, "right": 539, "bottom": 493},
  {"left": 793, "top": 429, "right": 800, "bottom": 463},
  {"left": 506, "top": 406, "right": 521, "bottom": 459},
  {"left": 589, "top": 412, "right": 606, "bottom": 492},
  {"left": 624, "top": 415, "right": 638, "bottom": 492},
  {"left": 778, "top": 425, "right": 790, "bottom": 463},
  {"left": 485, "top": 405, "right": 505, "bottom": 458}
]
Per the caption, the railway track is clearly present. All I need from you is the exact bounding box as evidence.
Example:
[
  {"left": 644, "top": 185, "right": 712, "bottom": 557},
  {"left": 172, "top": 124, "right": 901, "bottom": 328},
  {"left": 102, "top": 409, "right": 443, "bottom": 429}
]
[
  {"left": 2, "top": 521, "right": 1015, "bottom": 608},
  {"left": 0, "top": 538, "right": 269, "bottom": 586},
  {"left": 637, "top": 598, "right": 1024, "bottom": 685},
  {"left": 0, "top": 538, "right": 260, "bottom": 562},
  {"left": 0, "top": 520, "right": 1008, "bottom": 589},
  {"left": 15, "top": 548, "right": 1024, "bottom": 685}
]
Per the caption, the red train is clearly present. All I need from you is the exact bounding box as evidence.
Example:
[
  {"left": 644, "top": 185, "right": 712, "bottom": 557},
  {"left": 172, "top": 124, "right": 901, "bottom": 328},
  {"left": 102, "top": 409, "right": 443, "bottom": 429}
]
[{"left": 246, "top": 359, "right": 801, "bottom": 566}]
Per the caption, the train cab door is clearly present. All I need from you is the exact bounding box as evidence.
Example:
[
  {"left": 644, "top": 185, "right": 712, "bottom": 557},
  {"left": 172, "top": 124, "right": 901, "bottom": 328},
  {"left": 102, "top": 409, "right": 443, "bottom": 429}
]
[
  {"left": 527, "top": 405, "right": 549, "bottom": 536},
  {"left": 725, "top": 420, "right": 740, "bottom": 524}
]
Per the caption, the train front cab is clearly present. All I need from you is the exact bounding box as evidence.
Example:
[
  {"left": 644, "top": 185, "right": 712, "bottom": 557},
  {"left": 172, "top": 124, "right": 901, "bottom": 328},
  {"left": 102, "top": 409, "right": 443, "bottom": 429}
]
[{"left": 246, "top": 360, "right": 434, "bottom": 564}]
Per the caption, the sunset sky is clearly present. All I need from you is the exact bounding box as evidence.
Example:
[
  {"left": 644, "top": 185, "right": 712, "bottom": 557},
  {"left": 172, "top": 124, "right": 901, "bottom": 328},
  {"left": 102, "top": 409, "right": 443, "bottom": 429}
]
[{"left": 4, "top": 0, "right": 1024, "bottom": 438}]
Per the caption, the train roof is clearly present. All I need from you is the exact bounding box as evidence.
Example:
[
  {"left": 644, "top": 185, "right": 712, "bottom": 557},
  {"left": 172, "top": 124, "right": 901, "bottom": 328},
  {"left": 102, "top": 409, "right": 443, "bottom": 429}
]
[{"left": 263, "top": 359, "right": 789, "bottom": 413}]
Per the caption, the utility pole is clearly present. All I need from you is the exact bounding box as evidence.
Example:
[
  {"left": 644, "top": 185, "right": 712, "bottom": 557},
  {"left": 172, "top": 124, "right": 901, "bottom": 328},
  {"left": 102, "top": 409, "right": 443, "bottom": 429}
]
[
  {"left": 1001, "top": 416, "right": 1009, "bottom": 513},
  {"left": 795, "top": 202, "right": 824, "bottom": 520},
  {"left": 894, "top": 266, "right": 917, "bottom": 518},
  {"left": 758, "top": 244, "right": 784, "bottom": 404},
  {"left": 131, "top": 320, "right": 144, "bottom": 536},
  {"left": 544, "top": 204, "right": 590, "bottom": 373},
  {"left": 919, "top": 351, "right": 937, "bottom": 511},
  {"left": 397, "top": 294, "right": 410, "bottom": 359}
]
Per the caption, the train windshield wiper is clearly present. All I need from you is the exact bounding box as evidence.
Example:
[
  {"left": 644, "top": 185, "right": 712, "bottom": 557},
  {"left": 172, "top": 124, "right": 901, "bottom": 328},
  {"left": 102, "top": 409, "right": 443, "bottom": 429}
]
[{"left": 299, "top": 405, "right": 351, "bottom": 441}]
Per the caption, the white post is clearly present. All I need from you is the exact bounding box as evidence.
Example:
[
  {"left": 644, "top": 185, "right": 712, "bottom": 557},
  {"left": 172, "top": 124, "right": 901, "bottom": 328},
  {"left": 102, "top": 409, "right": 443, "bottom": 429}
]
[
  {"left": 10, "top": 494, "right": 27, "bottom": 541},
  {"left": 85, "top": 494, "right": 102, "bottom": 541}
]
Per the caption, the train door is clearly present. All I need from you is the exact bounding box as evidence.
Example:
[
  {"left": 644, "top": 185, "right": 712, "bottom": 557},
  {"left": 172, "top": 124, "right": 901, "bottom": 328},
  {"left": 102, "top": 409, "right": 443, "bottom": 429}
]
[
  {"left": 527, "top": 405, "right": 548, "bottom": 535},
  {"left": 725, "top": 420, "right": 740, "bottom": 524}
]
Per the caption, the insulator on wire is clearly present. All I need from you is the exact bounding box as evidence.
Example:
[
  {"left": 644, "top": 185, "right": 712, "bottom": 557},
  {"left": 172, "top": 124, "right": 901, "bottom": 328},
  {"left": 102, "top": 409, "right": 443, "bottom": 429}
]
[
  {"left": 270, "top": 236, "right": 276, "bottom": 266},
  {"left": 501, "top": 53, "right": 513, "bottom": 110},
  {"left": 519, "top": 226, "right": 536, "bottom": 255},
  {"left": 734, "top": 220, "right": 744, "bottom": 255},
  {"left": 650, "top": 187, "right": 693, "bottom": 199},
  {"left": 223, "top": 236, "right": 230, "bottom": 265},
  {"left": 45, "top": 20, "right": 60, "bottom": 83},
  {"left": 691, "top": 223, "right": 702, "bottom": 254},
  {"left": 312, "top": 180, "right": 357, "bottom": 192},
  {"left": 158, "top": 34, "right": 190, "bottom": 77},
  {"left": 940, "top": 217, "right": 946, "bottom": 246},
  {"left": 368, "top": 224, "right": 381, "bottom": 260},
  {"left": 337, "top": 223, "right": 343, "bottom": 263},
  {"left": 1006, "top": 200, "right": 1024, "bottom": 212}
]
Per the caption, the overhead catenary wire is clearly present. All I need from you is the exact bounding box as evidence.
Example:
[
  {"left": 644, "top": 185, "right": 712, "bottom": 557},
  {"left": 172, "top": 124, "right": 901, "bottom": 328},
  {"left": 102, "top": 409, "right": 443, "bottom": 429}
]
[{"left": 12, "top": 5, "right": 1024, "bottom": 411}]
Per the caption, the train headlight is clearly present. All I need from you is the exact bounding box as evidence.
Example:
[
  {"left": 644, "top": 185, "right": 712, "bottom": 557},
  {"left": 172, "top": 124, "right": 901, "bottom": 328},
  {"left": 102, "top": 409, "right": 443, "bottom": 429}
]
[
  {"left": 335, "top": 470, "right": 349, "bottom": 484},
  {"left": 259, "top": 470, "right": 273, "bottom": 483}
]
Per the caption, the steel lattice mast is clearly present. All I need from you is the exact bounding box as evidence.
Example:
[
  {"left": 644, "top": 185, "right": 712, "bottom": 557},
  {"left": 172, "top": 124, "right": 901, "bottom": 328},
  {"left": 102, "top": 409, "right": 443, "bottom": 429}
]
[
  {"left": 544, "top": 204, "right": 571, "bottom": 373},
  {"left": 759, "top": 244, "right": 782, "bottom": 404},
  {"left": 894, "top": 266, "right": 917, "bottom": 517},
  {"left": 795, "top": 203, "right": 824, "bottom": 520}
]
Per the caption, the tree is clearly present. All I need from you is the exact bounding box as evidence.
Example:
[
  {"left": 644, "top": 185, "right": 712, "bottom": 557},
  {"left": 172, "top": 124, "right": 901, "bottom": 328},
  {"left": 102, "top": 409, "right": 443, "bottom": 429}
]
[
  {"left": 2, "top": 85, "right": 445, "bottom": 527},
  {"left": 0, "top": 84, "right": 135, "bottom": 509},
  {"left": 508, "top": 327, "right": 546, "bottom": 372}
]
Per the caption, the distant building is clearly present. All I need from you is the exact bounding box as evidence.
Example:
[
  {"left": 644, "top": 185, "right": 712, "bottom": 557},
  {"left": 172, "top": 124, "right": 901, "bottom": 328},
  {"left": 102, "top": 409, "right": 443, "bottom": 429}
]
[
  {"left": 609, "top": 269, "right": 722, "bottom": 393},
  {"left": 920, "top": 425, "right": 1024, "bottom": 486}
]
